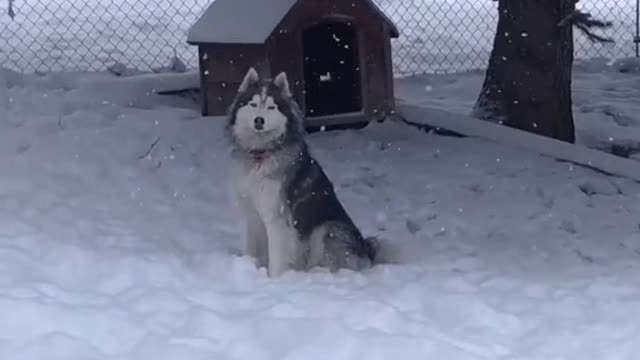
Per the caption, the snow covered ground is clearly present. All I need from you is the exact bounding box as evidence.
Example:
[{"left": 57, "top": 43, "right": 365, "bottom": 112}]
[
  {"left": 0, "top": 0, "right": 636, "bottom": 74},
  {"left": 2, "top": 67, "right": 640, "bottom": 359},
  {"left": 1, "top": 0, "right": 639, "bottom": 359}
]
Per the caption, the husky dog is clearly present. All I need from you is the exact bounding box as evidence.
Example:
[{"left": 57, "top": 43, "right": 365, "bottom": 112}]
[{"left": 226, "top": 67, "right": 385, "bottom": 277}]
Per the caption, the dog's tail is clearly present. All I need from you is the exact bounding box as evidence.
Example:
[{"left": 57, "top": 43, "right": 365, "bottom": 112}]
[{"left": 364, "top": 236, "right": 403, "bottom": 265}]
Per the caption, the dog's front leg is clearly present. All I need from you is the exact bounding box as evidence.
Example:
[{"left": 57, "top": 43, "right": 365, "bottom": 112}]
[
  {"left": 238, "top": 197, "right": 269, "bottom": 267},
  {"left": 243, "top": 211, "right": 269, "bottom": 268},
  {"left": 264, "top": 215, "right": 299, "bottom": 277}
]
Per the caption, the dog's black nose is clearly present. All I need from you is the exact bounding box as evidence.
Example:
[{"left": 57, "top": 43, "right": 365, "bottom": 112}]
[{"left": 254, "top": 117, "right": 265, "bottom": 130}]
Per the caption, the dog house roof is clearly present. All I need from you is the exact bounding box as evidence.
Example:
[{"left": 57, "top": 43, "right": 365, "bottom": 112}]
[{"left": 187, "top": 0, "right": 399, "bottom": 45}]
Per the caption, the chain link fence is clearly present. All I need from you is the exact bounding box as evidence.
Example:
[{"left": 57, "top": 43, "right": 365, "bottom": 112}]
[{"left": 1, "top": 0, "right": 638, "bottom": 76}]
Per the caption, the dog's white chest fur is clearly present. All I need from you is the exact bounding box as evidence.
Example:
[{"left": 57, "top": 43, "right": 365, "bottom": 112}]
[
  {"left": 231, "top": 161, "right": 300, "bottom": 277},
  {"left": 236, "top": 165, "right": 284, "bottom": 218}
]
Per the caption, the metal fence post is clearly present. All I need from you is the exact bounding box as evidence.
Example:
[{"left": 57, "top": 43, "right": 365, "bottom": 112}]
[{"left": 635, "top": 0, "right": 639, "bottom": 57}]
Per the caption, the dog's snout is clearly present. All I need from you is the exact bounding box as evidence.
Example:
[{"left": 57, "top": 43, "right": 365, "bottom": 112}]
[{"left": 254, "top": 117, "right": 265, "bottom": 130}]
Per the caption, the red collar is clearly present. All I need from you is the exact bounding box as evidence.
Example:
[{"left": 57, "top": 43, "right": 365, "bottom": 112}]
[{"left": 249, "top": 149, "right": 269, "bottom": 164}]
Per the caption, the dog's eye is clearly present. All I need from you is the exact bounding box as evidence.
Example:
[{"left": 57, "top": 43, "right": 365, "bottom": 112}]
[
  {"left": 267, "top": 105, "right": 276, "bottom": 110},
  {"left": 249, "top": 103, "right": 258, "bottom": 108}
]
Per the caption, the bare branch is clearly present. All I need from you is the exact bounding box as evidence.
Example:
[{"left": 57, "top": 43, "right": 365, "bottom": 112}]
[
  {"left": 8, "top": 0, "right": 15, "bottom": 20},
  {"left": 575, "top": 23, "right": 615, "bottom": 43},
  {"left": 559, "top": 10, "right": 614, "bottom": 43},
  {"left": 138, "top": 136, "right": 161, "bottom": 159}
]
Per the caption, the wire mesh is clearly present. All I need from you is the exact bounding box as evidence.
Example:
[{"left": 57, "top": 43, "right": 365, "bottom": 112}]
[{"left": 1, "top": 0, "right": 637, "bottom": 76}]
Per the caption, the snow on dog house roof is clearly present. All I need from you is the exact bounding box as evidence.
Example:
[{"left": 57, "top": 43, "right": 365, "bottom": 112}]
[{"left": 186, "top": 0, "right": 399, "bottom": 44}]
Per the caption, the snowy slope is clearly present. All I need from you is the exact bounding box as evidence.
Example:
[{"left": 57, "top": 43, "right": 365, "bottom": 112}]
[
  {"left": 397, "top": 103, "right": 640, "bottom": 182},
  {"left": 1, "top": 69, "right": 640, "bottom": 360},
  {"left": 395, "top": 58, "right": 640, "bottom": 160}
]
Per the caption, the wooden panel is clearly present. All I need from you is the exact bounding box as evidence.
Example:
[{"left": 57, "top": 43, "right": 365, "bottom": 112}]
[
  {"left": 198, "top": 47, "right": 209, "bottom": 115},
  {"left": 362, "top": 21, "right": 395, "bottom": 117},
  {"left": 198, "top": 44, "right": 271, "bottom": 116},
  {"left": 359, "top": 21, "right": 387, "bottom": 117},
  {"left": 199, "top": 44, "right": 270, "bottom": 83},
  {"left": 266, "top": 31, "right": 305, "bottom": 108},
  {"left": 204, "top": 81, "right": 241, "bottom": 116},
  {"left": 382, "top": 23, "right": 396, "bottom": 114}
]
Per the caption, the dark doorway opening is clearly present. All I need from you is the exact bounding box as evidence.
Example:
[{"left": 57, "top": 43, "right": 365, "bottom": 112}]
[{"left": 302, "top": 21, "right": 362, "bottom": 117}]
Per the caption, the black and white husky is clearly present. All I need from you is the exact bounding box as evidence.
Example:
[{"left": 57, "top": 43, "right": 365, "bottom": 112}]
[{"left": 226, "top": 68, "right": 390, "bottom": 277}]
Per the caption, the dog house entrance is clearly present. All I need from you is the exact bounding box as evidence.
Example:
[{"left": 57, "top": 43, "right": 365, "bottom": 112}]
[{"left": 303, "top": 21, "right": 362, "bottom": 117}]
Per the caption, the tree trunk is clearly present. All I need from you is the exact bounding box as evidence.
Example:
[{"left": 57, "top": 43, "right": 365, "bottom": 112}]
[{"left": 473, "top": 0, "right": 576, "bottom": 143}]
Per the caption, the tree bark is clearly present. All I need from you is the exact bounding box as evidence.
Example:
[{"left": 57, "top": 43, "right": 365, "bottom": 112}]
[{"left": 473, "top": 0, "right": 576, "bottom": 143}]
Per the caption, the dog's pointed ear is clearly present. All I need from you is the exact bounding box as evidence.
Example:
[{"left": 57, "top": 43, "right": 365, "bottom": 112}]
[
  {"left": 238, "top": 67, "right": 259, "bottom": 93},
  {"left": 273, "top": 72, "right": 292, "bottom": 98}
]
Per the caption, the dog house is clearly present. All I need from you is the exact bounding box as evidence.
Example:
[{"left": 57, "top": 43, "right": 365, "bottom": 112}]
[{"left": 186, "top": 0, "right": 399, "bottom": 127}]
